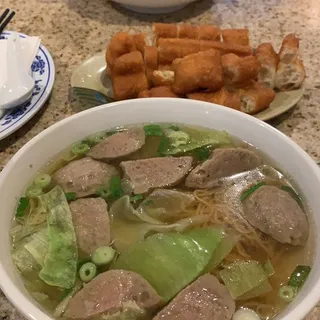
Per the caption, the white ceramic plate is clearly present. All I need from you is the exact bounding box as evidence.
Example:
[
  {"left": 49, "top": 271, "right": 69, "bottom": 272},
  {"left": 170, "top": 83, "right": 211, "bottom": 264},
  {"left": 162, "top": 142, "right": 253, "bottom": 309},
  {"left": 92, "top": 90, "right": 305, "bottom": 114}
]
[
  {"left": 0, "top": 31, "right": 55, "bottom": 140},
  {"left": 0, "top": 99, "right": 320, "bottom": 320},
  {"left": 71, "top": 53, "right": 304, "bottom": 122},
  {"left": 110, "top": 0, "right": 196, "bottom": 14}
]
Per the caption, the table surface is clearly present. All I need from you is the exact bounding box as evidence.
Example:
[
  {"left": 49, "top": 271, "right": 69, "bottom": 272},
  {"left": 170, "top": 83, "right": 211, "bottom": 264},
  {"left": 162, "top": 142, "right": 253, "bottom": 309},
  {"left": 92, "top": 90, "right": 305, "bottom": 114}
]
[{"left": 0, "top": 0, "right": 320, "bottom": 319}]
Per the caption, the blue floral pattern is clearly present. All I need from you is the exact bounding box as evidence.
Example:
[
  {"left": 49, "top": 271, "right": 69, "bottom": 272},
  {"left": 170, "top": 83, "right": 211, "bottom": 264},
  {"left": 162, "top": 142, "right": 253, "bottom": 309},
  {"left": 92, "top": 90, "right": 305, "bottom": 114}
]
[
  {"left": 0, "top": 31, "right": 53, "bottom": 138},
  {"left": 31, "top": 56, "right": 46, "bottom": 75}
]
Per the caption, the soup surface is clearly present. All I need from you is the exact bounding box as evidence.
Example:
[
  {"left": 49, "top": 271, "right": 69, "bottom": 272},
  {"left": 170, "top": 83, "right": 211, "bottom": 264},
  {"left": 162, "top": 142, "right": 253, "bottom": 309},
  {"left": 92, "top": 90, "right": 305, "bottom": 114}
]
[{"left": 10, "top": 123, "right": 313, "bottom": 320}]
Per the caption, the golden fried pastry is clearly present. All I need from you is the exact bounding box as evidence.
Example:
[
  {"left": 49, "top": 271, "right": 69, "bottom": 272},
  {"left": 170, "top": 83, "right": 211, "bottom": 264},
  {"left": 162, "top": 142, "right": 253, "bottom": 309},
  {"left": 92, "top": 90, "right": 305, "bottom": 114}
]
[
  {"left": 144, "top": 46, "right": 158, "bottom": 83},
  {"left": 222, "top": 29, "right": 250, "bottom": 46},
  {"left": 153, "top": 23, "right": 221, "bottom": 42},
  {"left": 275, "top": 57, "right": 305, "bottom": 91},
  {"left": 222, "top": 53, "right": 260, "bottom": 87},
  {"left": 188, "top": 88, "right": 241, "bottom": 110},
  {"left": 112, "top": 51, "right": 145, "bottom": 75},
  {"left": 151, "top": 70, "right": 175, "bottom": 87},
  {"left": 138, "top": 86, "right": 180, "bottom": 98},
  {"left": 158, "top": 38, "right": 252, "bottom": 65},
  {"left": 255, "top": 43, "right": 278, "bottom": 89},
  {"left": 239, "top": 82, "right": 276, "bottom": 114},
  {"left": 198, "top": 25, "right": 221, "bottom": 41},
  {"left": 172, "top": 49, "right": 223, "bottom": 94},
  {"left": 112, "top": 51, "right": 148, "bottom": 101},
  {"left": 106, "top": 32, "right": 146, "bottom": 73},
  {"left": 278, "top": 33, "right": 300, "bottom": 63},
  {"left": 153, "top": 23, "right": 178, "bottom": 40}
]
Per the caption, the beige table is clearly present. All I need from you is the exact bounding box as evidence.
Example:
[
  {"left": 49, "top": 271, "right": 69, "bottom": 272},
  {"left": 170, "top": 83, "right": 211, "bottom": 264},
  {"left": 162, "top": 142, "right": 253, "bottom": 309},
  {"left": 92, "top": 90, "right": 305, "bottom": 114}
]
[{"left": 0, "top": 0, "right": 320, "bottom": 319}]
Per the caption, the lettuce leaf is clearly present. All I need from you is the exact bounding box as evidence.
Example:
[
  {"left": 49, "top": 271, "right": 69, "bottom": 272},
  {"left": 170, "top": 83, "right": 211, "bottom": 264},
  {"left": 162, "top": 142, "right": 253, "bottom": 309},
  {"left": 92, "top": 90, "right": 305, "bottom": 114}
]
[
  {"left": 160, "top": 128, "right": 231, "bottom": 156},
  {"left": 112, "top": 227, "right": 223, "bottom": 302},
  {"left": 39, "top": 186, "right": 78, "bottom": 289},
  {"left": 220, "top": 260, "right": 272, "bottom": 299}
]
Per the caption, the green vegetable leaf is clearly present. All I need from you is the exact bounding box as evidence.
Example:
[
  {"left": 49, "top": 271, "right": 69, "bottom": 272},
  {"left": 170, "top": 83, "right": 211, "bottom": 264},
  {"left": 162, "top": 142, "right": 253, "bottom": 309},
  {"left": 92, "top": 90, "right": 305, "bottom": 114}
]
[
  {"left": 161, "top": 129, "right": 231, "bottom": 156},
  {"left": 16, "top": 197, "right": 29, "bottom": 217},
  {"left": 130, "top": 194, "right": 144, "bottom": 204},
  {"left": 168, "top": 125, "right": 180, "bottom": 131},
  {"left": 240, "top": 182, "right": 265, "bottom": 201},
  {"left": 96, "top": 176, "right": 124, "bottom": 202},
  {"left": 205, "top": 234, "right": 237, "bottom": 272},
  {"left": 157, "top": 136, "right": 171, "bottom": 156},
  {"left": 112, "top": 227, "right": 223, "bottom": 302},
  {"left": 12, "top": 228, "right": 48, "bottom": 275},
  {"left": 144, "top": 124, "right": 163, "bottom": 137},
  {"left": 288, "top": 265, "right": 311, "bottom": 288},
  {"left": 39, "top": 186, "right": 78, "bottom": 289},
  {"left": 65, "top": 192, "right": 77, "bottom": 202},
  {"left": 194, "top": 146, "right": 211, "bottom": 161},
  {"left": 220, "top": 260, "right": 270, "bottom": 299}
]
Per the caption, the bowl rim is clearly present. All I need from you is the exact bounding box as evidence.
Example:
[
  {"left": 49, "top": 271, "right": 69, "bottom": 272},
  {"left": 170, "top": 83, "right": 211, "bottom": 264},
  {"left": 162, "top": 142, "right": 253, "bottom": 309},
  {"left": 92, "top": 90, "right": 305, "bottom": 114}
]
[{"left": 1, "top": 98, "right": 320, "bottom": 320}]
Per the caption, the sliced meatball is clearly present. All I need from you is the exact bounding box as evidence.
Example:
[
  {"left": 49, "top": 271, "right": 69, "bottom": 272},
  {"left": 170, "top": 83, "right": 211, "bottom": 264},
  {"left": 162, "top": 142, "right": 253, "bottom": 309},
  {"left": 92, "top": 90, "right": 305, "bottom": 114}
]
[
  {"left": 121, "top": 156, "right": 193, "bottom": 194},
  {"left": 243, "top": 185, "right": 309, "bottom": 245},
  {"left": 153, "top": 274, "right": 235, "bottom": 320},
  {"left": 185, "top": 148, "right": 262, "bottom": 189},
  {"left": 52, "top": 157, "right": 118, "bottom": 198},
  {"left": 87, "top": 128, "right": 146, "bottom": 161},
  {"left": 64, "top": 270, "right": 163, "bottom": 319},
  {"left": 70, "top": 198, "right": 110, "bottom": 258}
]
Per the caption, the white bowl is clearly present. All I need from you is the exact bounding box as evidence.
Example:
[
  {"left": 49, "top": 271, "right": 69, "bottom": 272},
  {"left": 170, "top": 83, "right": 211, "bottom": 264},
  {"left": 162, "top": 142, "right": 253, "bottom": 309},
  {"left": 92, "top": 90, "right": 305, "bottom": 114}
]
[
  {"left": 0, "top": 98, "right": 319, "bottom": 320},
  {"left": 110, "top": 0, "right": 197, "bottom": 14}
]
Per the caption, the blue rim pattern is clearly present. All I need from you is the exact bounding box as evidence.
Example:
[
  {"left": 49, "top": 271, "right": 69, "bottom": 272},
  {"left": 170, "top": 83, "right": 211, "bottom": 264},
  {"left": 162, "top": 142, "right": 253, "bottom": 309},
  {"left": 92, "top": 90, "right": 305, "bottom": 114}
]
[{"left": 0, "top": 32, "right": 52, "bottom": 136}]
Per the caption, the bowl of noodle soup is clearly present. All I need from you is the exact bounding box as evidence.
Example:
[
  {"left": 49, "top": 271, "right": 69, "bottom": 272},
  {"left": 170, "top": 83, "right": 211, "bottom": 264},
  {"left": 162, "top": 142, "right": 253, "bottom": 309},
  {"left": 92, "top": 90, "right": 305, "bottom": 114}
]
[{"left": 0, "top": 98, "right": 319, "bottom": 320}]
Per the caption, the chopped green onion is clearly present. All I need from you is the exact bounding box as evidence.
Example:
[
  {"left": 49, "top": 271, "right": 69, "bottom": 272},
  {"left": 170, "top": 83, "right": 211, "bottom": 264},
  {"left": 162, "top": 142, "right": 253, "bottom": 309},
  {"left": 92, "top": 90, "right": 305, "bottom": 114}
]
[
  {"left": 281, "top": 185, "right": 303, "bottom": 208},
  {"left": 79, "top": 262, "right": 97, "bottom": 282},
  {"left": 92, "top": 246, "right": 116, "bottom": 266},
  {"left": 288, "top": 265, "right": 311, "bottom": 288},
  {"left": 26, "top": 187, "right": 43, "bottom": 198},
  {"left": 167, "top": 131, "right": 190, "bottom": 148},
  {"left": 65, "top": 192, "right": 77, "bottom": 202},
  {"left": 194, "top": 146, "right": 211, "bottom": 161},
  {"left": 96, "top": 187, "right": 109, "bottom": 199},
  {"left": 96, "top": 176, "right": 123, "bottom": 202},
  {"left": 71, "top": 143, "right": 90, "bottom": 156},
  {"left": 144, "top": 200, "right": 154, "bottom": 206},
  {"left": 15, "top": 197, "right": 29, "bottom": 217},
  {"left": 109, "top": 176, "right": 124, "bottom": 200},
  {"left": 130, "top": 194, "right": 144, "bottom": 204},
  {"left": 34, "top": 174, "right": 51, "bottom": 188},
  {"left": 278, "top": 285, "right": 297, "bottom": 302},
  {"left": 157, "top": 136, "right": 171, "bottom": 156},
  {"left": 83, "top": 132, "right": 106, "bottom": 147},
  {"left": 168, "top": 125, "right": 180, "bottom": 131},
  {"left": 144, "top": 124, "right": 163, "bottom": 137},
  {"left": 240, "top": 182, "right": 265, "bottom": 201}
]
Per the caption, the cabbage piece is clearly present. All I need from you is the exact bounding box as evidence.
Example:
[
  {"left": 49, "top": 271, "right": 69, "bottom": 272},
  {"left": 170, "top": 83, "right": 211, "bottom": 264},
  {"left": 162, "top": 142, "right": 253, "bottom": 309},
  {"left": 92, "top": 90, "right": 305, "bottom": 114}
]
[
  {"left": 26, "top": 196, "right": 48, "bottom": 225},
  {"left": 12, "top": 228, "right": 48, "bottom": 274},
  {"left": 205, "top": 233, "right": 237, "bottom": 272},
  {"left": 160, "top": 128, "right": 231, "bottom": 156},
  {"left": 139, "top": 189, "right": 195, "bottom": 223},
  {"left": 111, "top": 196, "right": 162, "bottom": 225},
  {"left": 110, "top": 196, "right": 211, "bottom": 252},
  {"left": 11, "top": 222, "right": 46, "bottom": 244},
  {"left": 39, "top": 186, "right": 78, "bottom": 289},
  {"left": 112, "top": 227, "right": 223, "bottom": 302},
  {"left": 220, "top": 260, "right": 271, "bottom": 299},
  {"left": 237, "top": 280, "right": 272, "bottom": 300}
]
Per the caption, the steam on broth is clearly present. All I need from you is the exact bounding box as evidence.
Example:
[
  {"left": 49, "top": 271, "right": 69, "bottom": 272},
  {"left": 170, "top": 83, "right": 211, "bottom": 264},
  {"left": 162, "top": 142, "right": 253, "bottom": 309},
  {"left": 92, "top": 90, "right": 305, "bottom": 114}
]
[{"left": 10, "top": 123, "right": 313, "bottom": 320}]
